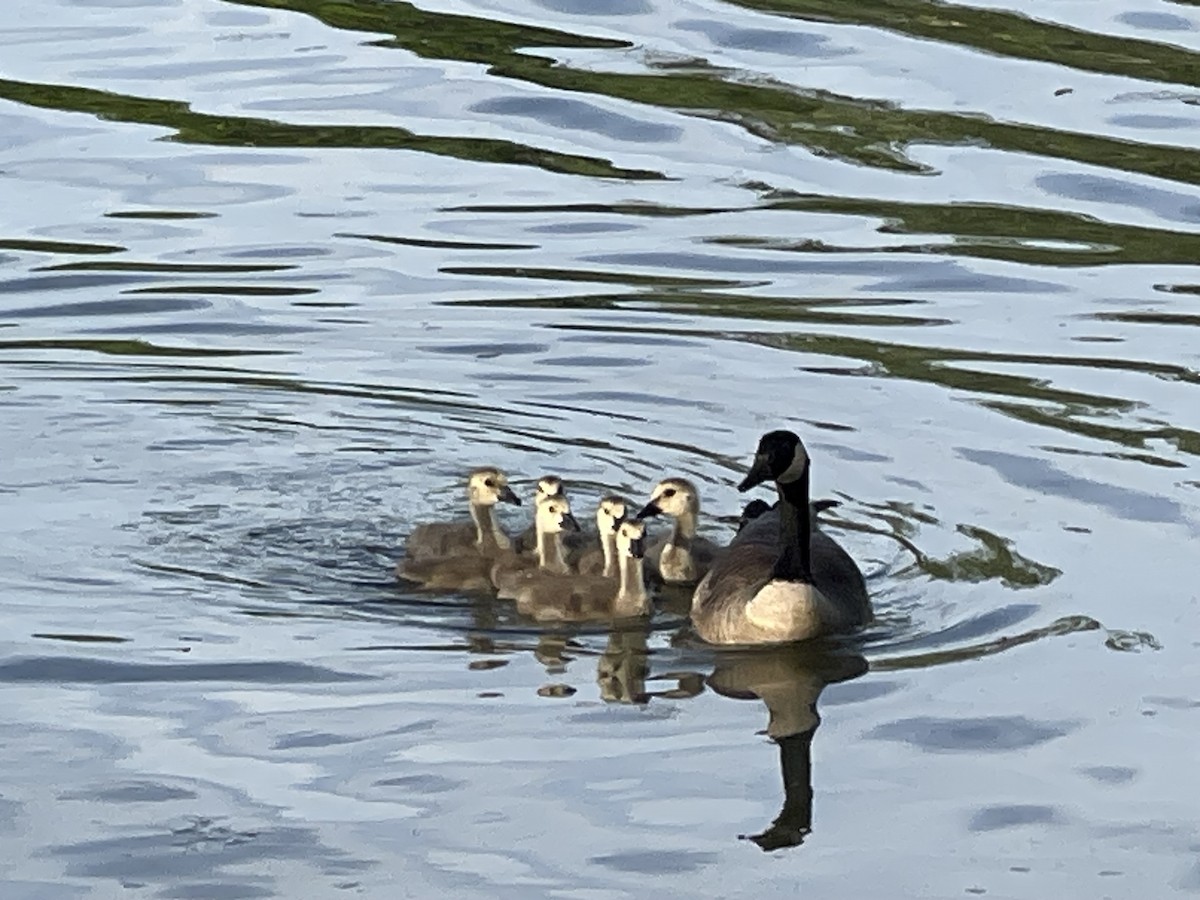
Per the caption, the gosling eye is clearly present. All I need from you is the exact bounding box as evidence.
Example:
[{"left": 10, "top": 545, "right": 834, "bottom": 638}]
[
  {"left": 662, "top": 488, "right": 676, "bottom": 498},
  {"left": 484, "top": 478, "right": 495, "bottom": 488}
]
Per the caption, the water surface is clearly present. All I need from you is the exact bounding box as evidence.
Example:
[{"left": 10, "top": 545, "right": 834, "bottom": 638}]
[{"left": 2, "top": 0, "right": 1199, "bottom": 897}]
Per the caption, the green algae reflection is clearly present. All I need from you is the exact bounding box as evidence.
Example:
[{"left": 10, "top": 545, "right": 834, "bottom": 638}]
[
  {"left": 233, "top": 0, "right": 1200, "bottom": 185},
  {"left": 0, "top": 77, "right": 660, "bottom": 181}
]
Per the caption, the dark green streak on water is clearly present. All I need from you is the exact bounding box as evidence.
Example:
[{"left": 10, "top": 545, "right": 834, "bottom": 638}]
[
  {"left": 0, "top": 338, "right": 282, "bottom": 358},
  {"left": 447, "top": 285, "right": 1200, "bottom": 393},
  {"left": 124, "top": 285, "right": 320, "bottom": 297},
  {"left": 32, "top": 633, "right": 131, "bottom": 644},
  {"left": 105, "top": 211, "right": 219, "bottom": 220},
  {"left": 0, "top": 238, "right": 125, "bottom": 256},
  {"left": 530, "top": 319, "right": 1200, "bottom": 457},
  {"left": 734, "top": 0, "right": 1200, "bottom": 89},
  {"left": 918, "top": 525, "right": 1062, "bottom": 588},
  {"left": 757, "top": 192, "right": 1200, "bottom": 268},
  {"left": 449, "top": 291, "right": 952, "bottom": 328},
  {"left": 442, "top": 193, "right": 1200, "bottom": 269},
  {"left": 339, "top": 233, "right": 540, "bottom": 252},
  {"left": 440, "top": 266, "right": 739, "bottom": 289},
  {"left": 234, "top": 0, "right": 1200, "bottom": 186},
  {"left": 442, "top": 202, "right": 735, "bottom": 218},
  {"left": 436, "top": 191, "right": 1200, "bottom": 273},
  {"left": 873, "top": 615, "right": 1103, "bottom": 671},
  {"left": 0, "top": 78, "right": 661, "bottom": 181},
  {"left": 39, "top": 262, "right": 297, "bottom": 274}
]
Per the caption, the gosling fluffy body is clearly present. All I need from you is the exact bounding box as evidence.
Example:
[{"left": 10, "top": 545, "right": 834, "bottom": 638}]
[
  {"left": 402, "top": 466, "right": 520, "bottom": 564},
  {"left": 514, "top": 518, "right": 651, "bottom": 623},
  {"left": 397, "top": 466, "right": 522, "bottom": 591},
  {"left": 637, "top": 477, "right": 719, "bottom": 585},
  {"left": 492, "top": 494, "right": 580, "bottom": 598}
]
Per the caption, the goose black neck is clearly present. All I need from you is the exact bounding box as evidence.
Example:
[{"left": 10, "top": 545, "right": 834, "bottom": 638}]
[{"left": 771, "top": 468, "right": 812, "bottom": 582}]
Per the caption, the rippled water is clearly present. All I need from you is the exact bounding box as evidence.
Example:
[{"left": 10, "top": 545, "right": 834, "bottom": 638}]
[{"left": 2, "top": 0, "right": 1198, "bottom": 896}]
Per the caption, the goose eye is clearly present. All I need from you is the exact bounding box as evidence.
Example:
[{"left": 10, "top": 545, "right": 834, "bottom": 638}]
[
  {"left": 484, "top": 478, "right": 495, "bottom": 488},
  {"left": 662, "top": 488, "right": 676, "bottom": 498}
]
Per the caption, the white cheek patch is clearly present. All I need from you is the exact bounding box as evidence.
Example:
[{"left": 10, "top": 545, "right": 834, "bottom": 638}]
[{"left": 776, "top": 444, "right": 810, "bottom": 483}]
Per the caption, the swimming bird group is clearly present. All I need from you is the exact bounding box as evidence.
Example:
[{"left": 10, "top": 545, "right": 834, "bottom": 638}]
[{"left": 395, "top": 430, "right": 871, "bottom": 646}]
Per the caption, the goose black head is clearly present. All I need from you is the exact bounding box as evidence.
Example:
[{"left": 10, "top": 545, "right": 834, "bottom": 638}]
[{"left": 737, "top": 430, "right": 809, "bottom": 492}]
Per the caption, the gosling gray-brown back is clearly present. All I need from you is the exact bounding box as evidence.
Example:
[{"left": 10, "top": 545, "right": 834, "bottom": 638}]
[
  {"left": 515, "top": 518, "right": 652, "bottom": 623},
  {"left": 690, "top": 430, "right": 870, "bottom": 645},
  {"left": 397, "top": 467, "right": 523, "bottom": 591}
]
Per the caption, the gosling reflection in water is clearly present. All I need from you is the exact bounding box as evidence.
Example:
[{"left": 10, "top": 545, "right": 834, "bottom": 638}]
[
  {"left": 522, "top": 624, "right": 704, "bottom": 704},
  {"left": 706, "top": 644, "right": 867, "bottom": 851},
  {"left": 595, "top": 626, "right": 652, "bottom": 703}
]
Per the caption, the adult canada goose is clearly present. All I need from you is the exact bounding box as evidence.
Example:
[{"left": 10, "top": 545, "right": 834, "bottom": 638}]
[
  {"left": 492, "top": 493, "right": 581, "bottom": 599},
  {"left": 403, "top": 466, "right": 521, "bottom": 563},
  {"left": 636, "top": 478, "right": 720, "bottom": 585},
  {"left": 576, "top": 495, "right": 628, "bottom": 577},
  {"left": 690, "top": 430, "right": 870, "bottom": 645},
  {"left": 515, "top": 518, "right": 652, "bottom": 623}
]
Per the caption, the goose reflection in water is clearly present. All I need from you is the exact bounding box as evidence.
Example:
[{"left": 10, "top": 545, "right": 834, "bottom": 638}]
[{"left": 706, "top": 643, "right": 868, "bottom": 851}]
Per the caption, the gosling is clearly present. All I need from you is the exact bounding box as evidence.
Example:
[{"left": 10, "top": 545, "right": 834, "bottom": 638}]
[
  {"left": 492, "top": 493, "right": 581, "bottom": 599},
  {"left": 515, "top": 518, "right": 652, "bottom": 623},
  {"left": 637, "top": 477, "right": 719, "bottom": 584},
  {"left": 402, "top": 466, "right": 521, "bottom": 563}
]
